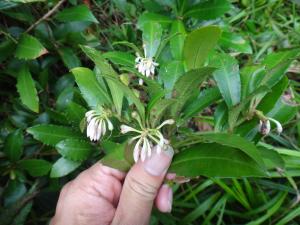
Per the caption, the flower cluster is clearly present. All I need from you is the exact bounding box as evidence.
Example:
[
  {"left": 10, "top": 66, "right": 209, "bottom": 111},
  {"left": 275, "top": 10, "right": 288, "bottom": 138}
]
[
  {"left": 135, "top": 52, "right": 158, "bottom": 85},
  {"left": 258, "top": 117, "right": 282, "bottom": 136},
  {"left": 85, "top": 108, "right": 113, "bottom": 141},
  {"left": 120, "top": 118, "right": 174, "bottom": 162}
]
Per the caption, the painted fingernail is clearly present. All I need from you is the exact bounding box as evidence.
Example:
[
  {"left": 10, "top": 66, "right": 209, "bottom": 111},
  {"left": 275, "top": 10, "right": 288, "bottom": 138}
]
[{"left": 143, "top": 145, "right": 174, "bottom": 176}]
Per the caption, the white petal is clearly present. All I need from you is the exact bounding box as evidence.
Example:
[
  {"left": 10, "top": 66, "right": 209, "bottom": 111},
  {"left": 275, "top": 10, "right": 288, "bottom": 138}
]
[
  {"left": 133, "top": 138, "right": 142, "bottom": 163},
  {"left": 145, "top": 138, "right": 152, "bottom": 157},
  {"left": 87, "top": 117, "right": 97, "bottom": 138},
  {"left": 269, "top": 118, "right": 283, "bottom": 134},
  {"left": 107, "top": 119, "right": 114, "bottom": 131},
  {"left": 120, "top": 125, "right": 139, "bottom": 134},
  {"left": 157, "top": 119, "right": 175, "bottom": 129},
  {"left": 140, "top": 138, "right": 147, "bottom": 162},
  {"left": 101, "top": 119, "right": 107, "bottom": 136},
  {"left": 96, "top": 119, "right": 103, "bottom": 140},
  {"left": 139, "top": 79, "right": 144, "bottom": 85}
]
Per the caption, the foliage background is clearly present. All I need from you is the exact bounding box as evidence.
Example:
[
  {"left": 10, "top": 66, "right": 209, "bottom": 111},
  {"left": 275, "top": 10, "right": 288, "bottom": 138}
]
[{"left": 1, "top": 0, "right": 300, "bottom": 224}]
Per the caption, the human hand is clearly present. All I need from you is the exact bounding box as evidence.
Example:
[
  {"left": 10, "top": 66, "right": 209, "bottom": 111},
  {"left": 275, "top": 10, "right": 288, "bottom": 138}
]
[{"left": 50, "top": 146, "right": 174, "bottom": 225}]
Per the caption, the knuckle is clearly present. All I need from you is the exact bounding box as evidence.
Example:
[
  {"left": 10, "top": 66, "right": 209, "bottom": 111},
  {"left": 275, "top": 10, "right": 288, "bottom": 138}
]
[{"left": 126, "top": 175, "right": 158, "bottom": 201}]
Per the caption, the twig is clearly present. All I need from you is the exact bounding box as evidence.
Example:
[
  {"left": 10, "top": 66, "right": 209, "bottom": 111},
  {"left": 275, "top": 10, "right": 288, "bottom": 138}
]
[{"left": 26, "top": 0, "right": 66, "bottom": 33}]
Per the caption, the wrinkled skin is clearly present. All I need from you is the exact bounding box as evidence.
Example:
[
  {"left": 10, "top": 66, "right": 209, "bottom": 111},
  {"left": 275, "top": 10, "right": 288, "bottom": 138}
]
[{"left": 51, "top": 147, "right": 173, "bottom": 225}]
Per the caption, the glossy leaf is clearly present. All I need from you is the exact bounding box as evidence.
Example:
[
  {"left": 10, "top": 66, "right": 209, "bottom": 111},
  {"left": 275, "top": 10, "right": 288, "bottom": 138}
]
[
  {"left": 170, "top": 20, "right": 186, "bottom": 59},
  {"left": 56, "top": 4, "right": 98, "bottom": 23},
  {"left": 16, "top": 66, "right": 39, "bottom": 113},
  {"left": 210, "top": 53, "right": 241, "bottom": 107},
  {"left": 184, "top": 0, "right": 231, "bottom": 20},
  {"left": 56, "top": 139, "right": 93, "bottom": 161},
  {"left": 71, "top": 67, "right": 111, "bottom": 108},
  {"left": 15, "top": 34, "right": 47, "bottom": 60},
  {"left": 18, "top": 159, "right": 52, "bottom": 177},
  {"left": 142, "top": 22, "right": 162, "bottom": 58},
  {"left": 4, "top": 129, "right": 23, "bottom": 162},
  {"left": 169, "top": 143, "right": 266, "bottom": 177},
  {"left": 184, "top": 26, "right": 221, "bottom": 70},
  {"left": 27, "top": 124, "right": 82, "bottom": 146},
  {"left": 50, "top": 157, "right": 81, "bottom": 178}
]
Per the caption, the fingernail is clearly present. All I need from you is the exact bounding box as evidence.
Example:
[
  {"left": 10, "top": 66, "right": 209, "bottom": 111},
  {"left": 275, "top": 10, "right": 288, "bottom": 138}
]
[
  {"left": 167, "top": 185, "right": 173, "bottom": 212},
  {"left": 143, "top": 145, "right": 174, "bottom": 176}
]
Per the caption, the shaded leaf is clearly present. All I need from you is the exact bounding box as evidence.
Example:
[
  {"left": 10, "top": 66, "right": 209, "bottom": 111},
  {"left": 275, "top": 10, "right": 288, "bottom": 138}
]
[
  {"left": 170, "top": 20, "right": 186, "bottom": 59},
  {"left": 4, "top": 129, "right": 23, "bottom": 162},
  {"left": 18, "top": 159, "right": 52, "bottom": 177},
  {"left": 142, "top": 22, "right": 163, "bottom": 58}
]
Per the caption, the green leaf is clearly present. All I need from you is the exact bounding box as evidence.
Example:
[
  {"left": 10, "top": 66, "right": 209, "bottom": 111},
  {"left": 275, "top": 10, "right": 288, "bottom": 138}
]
[
  {"left": 15, "top": 34, "right": 47, "bottom": 60},
  {"left": 169, "top": 143, "right": 266, "bottom": 177},
  {"left": 16, "top": 66, "right": 39, "bottom": 113},
  {"left": 257, "top": 76, "right": 289, "bottom": 114},
  {"left": 258, "top": 146, "right": 285, "bottom": 170},
  {"left": 182, "top": 87, "right": 221, "bottom": 121},
  {"left": 184, "top": 26, "right": 222, "bottom": 70},
  {"left": 71, "top": 67, "right": 111, "bottom": 108},
  {"left": 27, "top": 124, "right": 82, "bottom": 146},
  {"left": 18, "top": 159, "right": 52, "bottom": 177},
  {"left": 149, "top": 99, "right": 176, "bottom": 127},
  {"left": 261, "top": 48, "right": 300, "bottom": 88},
  {"left": 101, "top": 141, "right": 131, "bottom": 172},
  {"left": 219, "top": 31, "right": 252, "bottom": 54},
  {"left": 142, "top": 22, "right": 163, "bottom": 58},
  {"left": 197, "top": 132, "right": 265, "bottom": 168},
  {"left": 4, "top": 129, "right": 23, "bottom": 162},
  {"left": 103, "top": 51, "right": 135, "bottom": 67},
  {"left": 56, "top": 139, "right": 93, "bottom": 162},
  {"left": 64, "top": 101, "right": 86, "bottom": 126},
  {"left": 58, "top": 47, "right": 81, "bottom": 69},
  {"left": 170, "top": 20, "right": 186, "bottom": 60},
  {"left": 171, "top": 67, "right": 215, "bottom": 116},
  {"left": 56, "top": 4, "right": 98, "bottom": 23},
  {"left": 50, "top": 157, "right": 81, "bottom": 178},
  {"left": 80, "top": 46, "right": 145, "bottom": 118},
  {"left": 184, "top": 0, "right": 231, "bottom": 20},
  {"left": 160, "top": 61, "right": 185, "bottom": 92},
  {"left": 0, "top": 39, "right": 16, "bottom": 63},
  {"left": 210, "top": 53, "right": 241, "bottom": 107},
  {"left": 137, "top": 12, "right": 172, "bottom": 29}
]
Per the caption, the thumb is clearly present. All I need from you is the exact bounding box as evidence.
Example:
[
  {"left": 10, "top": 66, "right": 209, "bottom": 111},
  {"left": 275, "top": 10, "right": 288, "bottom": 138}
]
[{"left": 111, "top": 145, "right": 174, "bottom": 225}]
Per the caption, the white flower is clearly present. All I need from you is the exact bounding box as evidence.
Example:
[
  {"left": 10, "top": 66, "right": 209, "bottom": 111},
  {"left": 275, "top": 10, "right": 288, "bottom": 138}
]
[
  {"left": 258, "top": 117, "right": 282, "bottom": 136},
  {"left": 135, "top": 52, "right": 158, "bottom": 84},
  {"left": 121, "top": 119, "right": 174, "bottom": 162},
  {"left": 85, "top": 108, "right": 113, "bottom": 142}
]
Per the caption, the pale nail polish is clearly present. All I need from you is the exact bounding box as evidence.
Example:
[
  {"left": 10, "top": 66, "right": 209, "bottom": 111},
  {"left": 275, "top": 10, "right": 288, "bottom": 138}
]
[{"left": 143, "top": 146, "right": 174, "bottom": 176}]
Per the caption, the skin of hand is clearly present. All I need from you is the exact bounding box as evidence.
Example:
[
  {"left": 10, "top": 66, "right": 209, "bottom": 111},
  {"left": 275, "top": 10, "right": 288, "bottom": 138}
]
[{"left": 50, "top": 146, "right": 174, "bottom": 225}]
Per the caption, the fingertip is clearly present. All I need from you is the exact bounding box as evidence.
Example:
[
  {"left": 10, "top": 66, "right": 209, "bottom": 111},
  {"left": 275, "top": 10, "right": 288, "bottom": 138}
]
[{"left": 155, "top": 184, "right": 173, "bottom": 213}]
